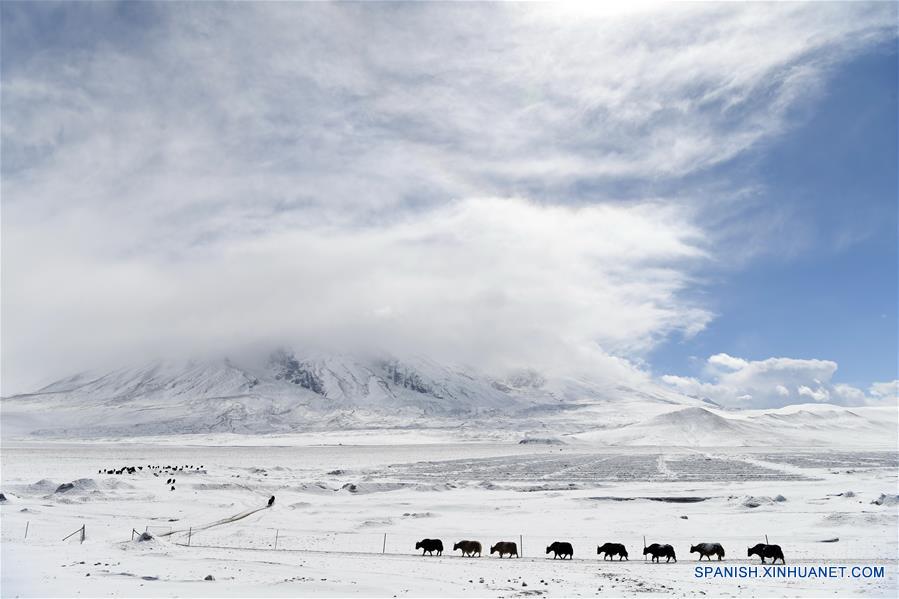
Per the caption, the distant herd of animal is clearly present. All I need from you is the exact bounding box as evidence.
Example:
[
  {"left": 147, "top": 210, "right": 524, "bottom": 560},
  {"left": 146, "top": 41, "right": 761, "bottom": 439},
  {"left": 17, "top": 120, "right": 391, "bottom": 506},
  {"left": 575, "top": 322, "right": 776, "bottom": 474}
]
[
  {"left": 98, "top": 464, "right": 205, "bottom": 492},
  {"left": 415, "top": 539, "right": 786, "bottom": 564},
  {"left": 94, "top": 464, "right": 787, "bottom": 566}
]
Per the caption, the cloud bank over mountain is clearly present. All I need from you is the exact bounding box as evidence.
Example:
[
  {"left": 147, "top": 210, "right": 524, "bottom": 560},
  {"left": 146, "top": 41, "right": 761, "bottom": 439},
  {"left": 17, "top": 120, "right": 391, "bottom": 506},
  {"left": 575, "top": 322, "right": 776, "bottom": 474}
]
[
  {"left": 662, "top": 353, "right": 897, "bottom": 408},
  {"left": 2, "top": 2, "right": 895, "bottom": 402}
]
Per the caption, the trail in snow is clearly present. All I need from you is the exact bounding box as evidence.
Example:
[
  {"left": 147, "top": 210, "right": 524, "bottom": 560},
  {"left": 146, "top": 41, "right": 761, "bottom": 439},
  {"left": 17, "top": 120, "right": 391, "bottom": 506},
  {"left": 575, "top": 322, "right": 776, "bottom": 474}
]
[{"left": 159, "top": 503, "right": 271, "bottom": 538}]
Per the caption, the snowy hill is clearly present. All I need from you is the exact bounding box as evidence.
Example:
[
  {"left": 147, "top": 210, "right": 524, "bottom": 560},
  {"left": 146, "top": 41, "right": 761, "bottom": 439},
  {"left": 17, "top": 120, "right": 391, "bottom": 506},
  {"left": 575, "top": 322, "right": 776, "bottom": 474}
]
[
  {"left": 2, "top": 350, "right": 894, "bottom": 446},
  {"left": 1, "top": 349, "right": 622, "bottom": 437}
]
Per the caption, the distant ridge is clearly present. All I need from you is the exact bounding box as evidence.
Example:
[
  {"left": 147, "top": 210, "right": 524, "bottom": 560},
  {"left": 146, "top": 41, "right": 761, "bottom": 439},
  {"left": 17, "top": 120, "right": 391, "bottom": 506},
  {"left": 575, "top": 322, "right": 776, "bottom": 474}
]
[{"left": 2, "top": 349, "right": 894, "bottom": 446}]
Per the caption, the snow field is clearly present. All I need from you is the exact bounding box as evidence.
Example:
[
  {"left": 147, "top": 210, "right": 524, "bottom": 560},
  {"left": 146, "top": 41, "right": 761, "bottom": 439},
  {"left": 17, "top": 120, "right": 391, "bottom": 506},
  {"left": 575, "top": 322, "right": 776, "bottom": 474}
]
[{"left": 1, "top": 442, "right": 897, "bottom": 597}]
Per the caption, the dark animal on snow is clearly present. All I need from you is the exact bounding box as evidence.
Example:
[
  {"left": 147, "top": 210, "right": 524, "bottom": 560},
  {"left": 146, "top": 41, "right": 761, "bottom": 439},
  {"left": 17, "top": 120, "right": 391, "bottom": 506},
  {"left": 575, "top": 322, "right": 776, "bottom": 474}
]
[
  {"left": 643, "top": 543, "right": 676, "bottom": 563},
  {"left": 546, "top": 541, "right": 573, "bottom": 559},
  {"left": 268, "top": 496, "right": 275, "bottom": 507},
  {"left": 490, "top": 541, "right": 518, "bottom": 558},
  {"left": 170, "top": 486, "right": 175, "bottom": 491},
  {"left": 691, "top": 543, "right": 725, "bottom": 561},
  {"left": 415, "top": 539, "right": 443, "bottom": 556},
  {"left": 596, "top": 543, "right": 629, "bottom": 560},
  {"left": 747, "top": 543, "right": 784, "bottom": 564},
  {"left": 453, "top": 540, "right": 482, "bottom": 557}
]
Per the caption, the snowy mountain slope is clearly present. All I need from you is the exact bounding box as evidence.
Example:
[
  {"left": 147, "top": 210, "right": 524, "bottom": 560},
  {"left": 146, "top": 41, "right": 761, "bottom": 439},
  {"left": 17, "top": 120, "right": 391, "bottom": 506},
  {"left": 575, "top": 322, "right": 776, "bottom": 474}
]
[
  {"left": 2, "top": 350, "right": 894, "bottom": 446},
  {"left": 2, "top": 349, "right": 644, "bottom": 437},
  {"left": 570, "top": 404, "right": 897, "bottom": 447}
]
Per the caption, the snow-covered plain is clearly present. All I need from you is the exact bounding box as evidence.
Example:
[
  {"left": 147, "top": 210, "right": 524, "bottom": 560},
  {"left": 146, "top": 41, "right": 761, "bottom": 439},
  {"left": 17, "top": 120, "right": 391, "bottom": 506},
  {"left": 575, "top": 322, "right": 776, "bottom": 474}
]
[{"left": 2, "top": 440, "right": 897, "bottom": 597}]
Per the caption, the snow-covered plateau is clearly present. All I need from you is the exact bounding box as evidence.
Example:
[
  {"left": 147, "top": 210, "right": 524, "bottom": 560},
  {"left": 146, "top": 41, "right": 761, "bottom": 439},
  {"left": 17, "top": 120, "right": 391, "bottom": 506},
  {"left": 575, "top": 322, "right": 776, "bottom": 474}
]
[{"left": 1, "top": 351, "right": 896, "bottom": 596}]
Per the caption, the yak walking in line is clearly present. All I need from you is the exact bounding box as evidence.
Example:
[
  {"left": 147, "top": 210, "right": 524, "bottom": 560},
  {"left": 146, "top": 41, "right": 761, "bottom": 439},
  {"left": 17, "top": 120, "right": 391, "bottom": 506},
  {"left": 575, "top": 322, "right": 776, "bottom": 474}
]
[
  {"left": 415, "top": 539, "right": 444, "bottom": 556},
  {"left": 546, "top": 541, "right": 573, "bottom": 560},
  {"left": 596, "top": 542, "right": 629, "bottom": 560},
  {"left": 643, "top": 543, "right": 676, "bottom": 563},
  {"left": 453, "top": 540, "right": 482, "bottom": 557},
  {"left": 690, "top": 542, "right": 725, "bottom": 561},
  {"left": 747, "top": 543, "right": 785, "bottom": 564},
  {"left": 490, "top": 541, "right": 518, "bottom": 558}
]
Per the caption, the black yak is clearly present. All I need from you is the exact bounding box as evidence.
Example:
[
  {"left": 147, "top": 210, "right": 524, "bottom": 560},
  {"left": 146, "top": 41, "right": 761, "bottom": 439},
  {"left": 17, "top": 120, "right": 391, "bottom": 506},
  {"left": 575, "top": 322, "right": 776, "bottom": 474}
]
[
  {"left": 691, "top": 543, "right": 725, "bottom": 561},
  {"left": 748, "top": 543, "right": 785, "bottom": 564},
  {"left": 415, "top": 539, "right": 443, "bottom": 556},
  {"left": 490, "top": 541, "right": 518, "bottom": 558},
  {"left": 453, "top": 540, "right": 482, "bottom": 557},
  {"left": 643, "top": 543, "right": 676, "bottom": 563},
  {"left": 596, "top": 542, "right": 628, "bottom": 560},
  {"left": 546, "top": 541, "right": 573, "bottom": 559}
]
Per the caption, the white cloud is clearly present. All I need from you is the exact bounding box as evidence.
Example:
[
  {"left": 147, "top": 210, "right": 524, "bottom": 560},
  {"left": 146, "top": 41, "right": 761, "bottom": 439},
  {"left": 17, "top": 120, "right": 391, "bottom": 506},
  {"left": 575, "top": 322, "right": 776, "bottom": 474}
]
[
  {"left": 663, "top": 353, "right": 894, "bottom": 408},
  {"left": 2, "top": 197, "right": 709, "bottom": 392},
  {"left": 798, "top": 385, "right": 830, "bottom": 403},
  {"left": 869, "top": 380, "right": 899, "bottom": 404},
  {"left": 1, "top": 2, "right": 894, "bottom": 393},
  {"left": 708, "top": 353, "right": 750, "bottom": 370}
]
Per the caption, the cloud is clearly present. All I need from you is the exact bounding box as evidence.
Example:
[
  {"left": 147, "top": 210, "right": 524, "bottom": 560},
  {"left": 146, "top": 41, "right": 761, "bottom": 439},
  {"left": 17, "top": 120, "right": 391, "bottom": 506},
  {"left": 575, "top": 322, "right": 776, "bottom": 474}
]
[
  {"left": 1, "top": 2, "right": 895, "bottom": 393},
  {"left": 798, "top": 385, "right": 830, "bottom": 403},
  {"left": 869, "top": 380, "right": 899, "bottom": 404},
  {"left": 708, "top": 353, "right": 750, "bottom": 370},
  {"left": 662, "top": 353, "right": 894, "bottom": 408},
  {"left": 2, "top": 196, "right": 709, "bottom": 392}
]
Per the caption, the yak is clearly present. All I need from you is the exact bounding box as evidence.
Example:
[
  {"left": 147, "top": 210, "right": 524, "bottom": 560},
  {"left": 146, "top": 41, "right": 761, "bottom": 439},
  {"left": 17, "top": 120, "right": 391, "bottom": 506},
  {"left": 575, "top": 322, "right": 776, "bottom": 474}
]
[
  {"left": 596, "top": 543, "right": 629, "bottom": 560},
  {"left": 453, "top": 540, "right": 482, "bottom": 557},
  {"left": 490, "top": 541, "right": 519, "bottom": 558},
  {"left": 546, "top": 541, "right": 573, "bottom": 560},
  {"left": 747, "top": 543, "right": 785, "bottom": 564},
  {"left": 415, "top": 538, "right": 443, "bottom": 556},
  {"left": 691, "top": 543, "right": 725, "bottom": 561},
  {"left": 643, "top": 543, "right": 676, "bottom": 563}
]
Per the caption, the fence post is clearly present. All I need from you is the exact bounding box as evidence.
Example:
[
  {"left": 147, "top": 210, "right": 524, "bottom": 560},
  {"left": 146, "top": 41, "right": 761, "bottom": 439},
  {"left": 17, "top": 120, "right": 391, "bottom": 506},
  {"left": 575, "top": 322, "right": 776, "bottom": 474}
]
[
  {"left": 188, "top": 527, "right": 192, "bottom": 547},
  {"left": 24, "top": 521, "right": 29, "bottom": 539},
  {"left": 382, "top": 533, "right": 387, "bottom": 554},
  {"left": 80, "top": 524, "right": 85, "bottom": 543},
  {"left": 274, "top": 529, "right": 279, "bottom": 550},
  {"left": 765, "top": 534, "right": 769, "bottom": 544},
  {"left": 520, "top": 534, "right": 523, "bottom": 558}
]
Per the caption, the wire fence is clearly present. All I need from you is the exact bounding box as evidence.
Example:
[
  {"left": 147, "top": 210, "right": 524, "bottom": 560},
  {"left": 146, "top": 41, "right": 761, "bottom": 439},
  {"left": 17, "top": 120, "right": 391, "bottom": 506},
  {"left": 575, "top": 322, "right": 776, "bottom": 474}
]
[
  {"left": 3, "top": 518, "right": 896, "bottom": 563},
  {"left": 163, "top": 525, "right": 899, "bottom": 562}
]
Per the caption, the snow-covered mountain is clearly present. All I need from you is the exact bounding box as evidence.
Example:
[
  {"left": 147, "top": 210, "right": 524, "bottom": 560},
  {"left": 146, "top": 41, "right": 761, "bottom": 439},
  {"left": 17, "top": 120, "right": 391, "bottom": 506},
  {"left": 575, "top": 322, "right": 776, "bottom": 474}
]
[
  {"left": 2, "top": 349, "right": 894, "bottom": 446},
  {"left": 0, "top": 349, "right": 688, "bottom": 437}
]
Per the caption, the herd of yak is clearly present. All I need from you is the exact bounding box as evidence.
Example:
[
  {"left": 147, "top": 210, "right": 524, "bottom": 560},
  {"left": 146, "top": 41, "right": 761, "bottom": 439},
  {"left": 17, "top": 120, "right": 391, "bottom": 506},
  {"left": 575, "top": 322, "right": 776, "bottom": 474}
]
[
  {"left": 98, "top": 464, "right": 205, "bottom": 492},
  {"left": 415, "top": 539, "right": 786, "bottom": 564},
  {"left": 94, "top": 463, "right": 786, "bottom": 566}
]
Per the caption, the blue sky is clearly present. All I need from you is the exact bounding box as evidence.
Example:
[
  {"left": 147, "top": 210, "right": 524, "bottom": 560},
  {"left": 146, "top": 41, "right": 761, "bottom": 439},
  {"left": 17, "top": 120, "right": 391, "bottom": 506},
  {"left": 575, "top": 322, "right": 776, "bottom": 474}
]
[
  {"left": 1, "top": 2, "right": 896, "bottom": 407},
  {"left": 651, "top": 46, "right": 898, "bottom": 390}
]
